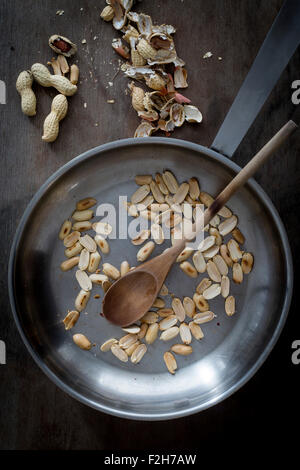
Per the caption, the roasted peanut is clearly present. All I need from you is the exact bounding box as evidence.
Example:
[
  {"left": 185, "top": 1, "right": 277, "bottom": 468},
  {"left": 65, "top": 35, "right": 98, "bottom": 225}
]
[
  {"left": 189, "top": 322, "right": 204, "bottom": 340},
  {"left": 47, "top": 57, "right": 62, "bottom": 75},
  {"left": 73, "top": 333, "right": 92, "bottom": 350},
  {"left": 65, "top": 240, "right": 83, "bottom": 258},
  {"left": 137, "top": 241, "right": 155, "bottom": 262},
  {"left": 152, "top": 297, "right": 165, "bottom": 308},
  {"left": 76, "top": 197, "right": 97, "bottom": 211},
  {"left": 63, "top": 310, "right": 79, "bottom": 330},
  {"left": 72, "top": 221, "right": 92, "bottom": 232},
  {"left": 171, "top": 344, "right": 193, "bottom": 355},
  {"left": 131, "top": 344, "right": 147, "bottom": 364},
  {"left": 163, "top": 351, "right": 177, "bottom": 374},
  {"left": 63, "top": 230, "right": 80, "bottom": 247},
  {"left": 135, "top": 175, "right": 152, "bottom": 185},
  {"left": 100, "top": 338, "right": 118, "bottom": 352},
  {"left": 70, "top": 64, "right": 80, "bottom": 85},
  {"left": 72, "top": 209, "right": 94, "bottom": 221},
  {"left": 102, "top": 263, "right": 120, "bottom": 280},
  {"left": 241, "top": 252, "right": 254, "bottom": 274},
  {"left": 183, "top": 297, "right": 196, "bottom": 318},
  {"left": 87, "top": 251, "right": 101, "bottom": 273},
  {"left": 58, "top": 219, "right": 72, "bottom": 240},
  {"left": 120, "top": 260, "right": 130, "bottom": 276},
  {"left": 75, "top": 289, "right": 90, "bottom": 312},
  {"left": 193, "top": 293, "right": 209, "bottom": 312},
  {"left": 145, "top": 323, "right": 159, "bottom": 344},
  {"left": 95, "top": 235, "right": 110, "bottom": 254},
  {"left": 57, "top": 54, "right": 69, "bottom": 75},
  {"left": 60, "top": 256, "right": 79, "bottom": 271},
  {"left": 225, "top": 295, "right": 236, "bottom": 316},
  {"left": 180, "top": 261, "right": 198, "bottom": 278}
]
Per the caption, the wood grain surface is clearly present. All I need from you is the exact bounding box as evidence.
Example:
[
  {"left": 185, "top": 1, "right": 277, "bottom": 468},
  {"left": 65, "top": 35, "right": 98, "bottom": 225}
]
[{"left": 1, "top": 0, "right": 300, "bottom": 450}]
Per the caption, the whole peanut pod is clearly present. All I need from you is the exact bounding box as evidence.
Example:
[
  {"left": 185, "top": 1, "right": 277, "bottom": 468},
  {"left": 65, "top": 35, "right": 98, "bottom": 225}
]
[
  {"left": 42, "top": 94, "right": 68, "bottom": 142},
  {"left": 31, "top": 63, "right": 77, "bottom": 96},
  {"left": 16, "top": 71, "right": 36, "bottom": 116}
]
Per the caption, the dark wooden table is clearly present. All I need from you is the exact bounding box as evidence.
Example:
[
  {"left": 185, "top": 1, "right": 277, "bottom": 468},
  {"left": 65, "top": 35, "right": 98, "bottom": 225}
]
[{"left": 1, "top": 0, "right": 300, "bottom": 451}]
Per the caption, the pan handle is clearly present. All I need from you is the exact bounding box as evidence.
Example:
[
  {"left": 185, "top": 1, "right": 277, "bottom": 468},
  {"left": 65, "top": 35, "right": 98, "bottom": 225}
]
[{"left": 211, "top": 0, "right": 300, "bottom": 159}]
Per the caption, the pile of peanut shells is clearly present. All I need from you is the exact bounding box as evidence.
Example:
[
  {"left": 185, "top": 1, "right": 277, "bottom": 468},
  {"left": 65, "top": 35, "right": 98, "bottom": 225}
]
[
  {"left": 59, "top": 170, "right": 254, "bottom": 375},
  {"left": 100, "top": 0, "right": 203, "bottom": 137},
  {"left": 16, "top": 35, "right": 79, "bottom": 142}
]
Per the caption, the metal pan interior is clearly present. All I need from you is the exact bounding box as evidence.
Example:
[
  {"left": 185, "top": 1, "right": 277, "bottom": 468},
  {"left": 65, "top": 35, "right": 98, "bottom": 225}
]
[{"left": 8, "top": 137, "right": 293, "bottom": 420}]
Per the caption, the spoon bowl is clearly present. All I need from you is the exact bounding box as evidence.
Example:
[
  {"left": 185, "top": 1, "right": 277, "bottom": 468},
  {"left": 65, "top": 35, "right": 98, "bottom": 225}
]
[{"left": 103, "top": 270, "right": 158, "bottom": 326}]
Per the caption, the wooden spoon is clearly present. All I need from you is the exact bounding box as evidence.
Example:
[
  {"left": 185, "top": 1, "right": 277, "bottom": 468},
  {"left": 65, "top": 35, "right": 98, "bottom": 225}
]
[{"left": 103, "top": 120, "right": 297, "bottom": 326}]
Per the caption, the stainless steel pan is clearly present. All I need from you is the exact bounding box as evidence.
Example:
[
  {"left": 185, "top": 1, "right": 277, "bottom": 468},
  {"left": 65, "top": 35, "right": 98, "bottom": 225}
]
[{"left": 8, "top": 0, "right": 300, "bottom": 420}]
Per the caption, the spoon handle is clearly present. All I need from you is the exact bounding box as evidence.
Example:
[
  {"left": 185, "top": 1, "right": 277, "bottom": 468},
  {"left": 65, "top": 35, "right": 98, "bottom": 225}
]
[
  {"left": 202, "top": 120, "right": 297, "bottom": 227},
  {"left": 162, "top": 119, "right": 297, "bottom": 261}
]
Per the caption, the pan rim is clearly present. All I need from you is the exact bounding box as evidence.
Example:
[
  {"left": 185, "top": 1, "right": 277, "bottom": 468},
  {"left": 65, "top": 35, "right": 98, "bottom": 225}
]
[{"left": 8, "top": 136, "right": 293, "bottom": 421}]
